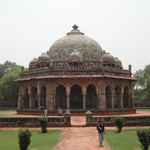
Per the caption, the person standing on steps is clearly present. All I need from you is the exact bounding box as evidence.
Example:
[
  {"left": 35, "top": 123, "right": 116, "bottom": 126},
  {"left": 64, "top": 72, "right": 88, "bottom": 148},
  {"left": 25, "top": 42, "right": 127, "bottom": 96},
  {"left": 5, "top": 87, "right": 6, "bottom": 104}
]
[
  {"left": 44, "top": 108, "right": 48, "bottom": 117},
  {"left": 58, "top": 107, "right": 62, "bottom": 116},
  {"left": 96, "top": 120, "right": 105, "bottom": 147}
]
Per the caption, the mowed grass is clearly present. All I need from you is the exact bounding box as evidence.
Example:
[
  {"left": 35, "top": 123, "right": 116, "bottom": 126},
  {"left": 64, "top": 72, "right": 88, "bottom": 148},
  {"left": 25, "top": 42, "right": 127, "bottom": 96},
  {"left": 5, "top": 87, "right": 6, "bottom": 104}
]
[
  {"left": 136, "top": 109, "right": 150, "bottom": 112},
  {"left": 0, "top": 110, "right": 17, "bottom": 117},
  {"left": 0, "top": 130, "right": 63, "bottom": 150},
  {"left": 105, "top": 129, "right": 150, "bottom": 150}
]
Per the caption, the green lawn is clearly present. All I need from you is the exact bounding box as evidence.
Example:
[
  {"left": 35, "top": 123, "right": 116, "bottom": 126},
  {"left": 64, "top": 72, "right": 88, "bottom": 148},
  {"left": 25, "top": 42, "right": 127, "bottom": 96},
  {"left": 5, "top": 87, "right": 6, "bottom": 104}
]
[
  {"left": 0, "top": 110, "right": 17, "bottom": 117},
  {"left": 136, "top": 109, "right": 150, "bottom": 112},
  {"left": 0, "top": 130, "right": 63, "bottom": 150},
  {"left": 105, "top": 129, "right": 150, "bottom": 150}
]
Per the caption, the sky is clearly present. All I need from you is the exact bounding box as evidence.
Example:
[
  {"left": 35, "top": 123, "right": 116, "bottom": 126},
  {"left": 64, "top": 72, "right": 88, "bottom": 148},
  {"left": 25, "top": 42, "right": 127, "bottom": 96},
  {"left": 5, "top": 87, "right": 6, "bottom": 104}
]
[{"left": 0, "top": 0, "right": 150, "bottom": 74}]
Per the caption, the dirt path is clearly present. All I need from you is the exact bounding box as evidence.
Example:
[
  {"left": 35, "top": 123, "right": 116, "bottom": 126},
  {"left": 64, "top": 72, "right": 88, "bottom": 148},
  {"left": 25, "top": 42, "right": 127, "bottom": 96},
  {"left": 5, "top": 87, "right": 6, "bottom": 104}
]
[
  {"left": 54, "top": 127, "right": 111, "bottom": 150},
  {"left": 54, "top": 116, "right": 110, "bottom": 150}
]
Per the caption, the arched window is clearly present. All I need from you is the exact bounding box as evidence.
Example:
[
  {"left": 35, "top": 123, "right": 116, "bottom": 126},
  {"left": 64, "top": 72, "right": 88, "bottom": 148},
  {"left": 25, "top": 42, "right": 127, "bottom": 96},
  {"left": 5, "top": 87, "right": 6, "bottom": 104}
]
[
  {"left": 86, "top": 84, "right": 97, "bottom": 109},
  {"left": 123, "top": 86, "right": 130, "bottom": 108},
  {"left": 23, "top": 89, "right": 29, "bottom": 108},
  {"left": 114, "top": 85, "right": 121, "bottom": 108},
  {"left": 31, "top": 86, "right": 38, "bottom": 108},
  {"left": 40, "top": 85, "right": 46, "bottom": 108},
  {"left": 56, "top": 85, "right": 66, "bottom": 109},
  {"left": 70, "top": 85, "right": 82, "bottom": 109},
  {"left": 106, "top": 86, "right": 112, "bottom": 108}
]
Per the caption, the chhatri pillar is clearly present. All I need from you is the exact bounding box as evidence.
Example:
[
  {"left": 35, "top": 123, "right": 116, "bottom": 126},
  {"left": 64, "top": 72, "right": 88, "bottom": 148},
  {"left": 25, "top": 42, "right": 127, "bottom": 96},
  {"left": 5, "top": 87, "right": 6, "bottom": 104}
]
[
  {"left": 82, "top": 85, "right": 86, "bottom": 110},
  {"left": 17, "top": 85, "right": 23, "bottom": 110},
  {"left": 130, "top": 85, "right": 135, "bottom": 109},
  {"left": 46, "top": 80, "right": 54, "bottom": 111},
  {"left": 37, "top": 82, "right": 41, "bottom": 108},
  {"left": 120, "top": 87, "right": 124, "bottom": 108},
  {"left": 66, "top": 84, "right": 70, "bottom": 109},
  {"left": 111, "top": 90, "right": 115, "bottom": 108},
  {"left": 98, "top": 80, "right": 106, "bottom": 110},
  {"left": 28, "top": 85, "right": 32, "bottom": 109}
]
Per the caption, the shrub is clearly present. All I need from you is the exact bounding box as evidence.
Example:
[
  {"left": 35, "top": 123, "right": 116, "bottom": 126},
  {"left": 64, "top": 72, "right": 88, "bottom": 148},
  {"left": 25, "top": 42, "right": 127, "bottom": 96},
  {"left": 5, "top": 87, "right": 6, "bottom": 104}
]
[
  {"left": 137, "top": 128, "right": 150, "bottom": 150},
  {"left": 18, "top": 128, "right": 31, "bottom": 150},
  {"left": 39, "top": 117, "right": 48, "bottom": 133},
  {"left": 113, "top": 116, "right": 124, "bottom": 132}
]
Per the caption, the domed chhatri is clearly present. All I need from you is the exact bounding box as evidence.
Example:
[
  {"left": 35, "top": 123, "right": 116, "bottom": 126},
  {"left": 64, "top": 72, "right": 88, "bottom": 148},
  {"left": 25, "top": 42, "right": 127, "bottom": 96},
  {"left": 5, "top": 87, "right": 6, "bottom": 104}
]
[
  {"left": 102, "top": 52, "right": 115, "bottom": 67},
  {"left": 16, "top": 25, "right": 137, "bottom": 116},
  {"left": 115, "top": 57, "right": 122, "bottom": 68},
  {"left": 38, "top": 53, "right": 50, "bottom": 63},
  {"left": 102, "top": 53, "right": 115, "bottom": 62},
  {"left": 29, "top": 58, "right": 38, "bottom": 70},
  {"left": 37, "top": 52, "right": 50, "bottom": 68},
  {"left": 69, "top": 50, "right": 83, "bottom": 62}
]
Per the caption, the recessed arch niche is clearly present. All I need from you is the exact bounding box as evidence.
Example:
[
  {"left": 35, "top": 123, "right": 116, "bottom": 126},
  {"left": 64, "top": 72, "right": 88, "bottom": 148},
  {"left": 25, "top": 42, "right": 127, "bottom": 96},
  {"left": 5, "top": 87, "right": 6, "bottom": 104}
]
[
  {"left": 86, "top": 84, "right": 97, "bottom": 109},
  {"left": 70, "top": 85, "right": 83, "bottom": 109},
  {"left": 56, "top": 85, "right": 66, "bottom": 109}
]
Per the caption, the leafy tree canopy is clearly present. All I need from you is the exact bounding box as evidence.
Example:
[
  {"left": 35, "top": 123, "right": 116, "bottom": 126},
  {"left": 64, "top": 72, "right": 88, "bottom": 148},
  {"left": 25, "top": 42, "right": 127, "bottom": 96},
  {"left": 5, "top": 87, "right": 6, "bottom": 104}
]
[
  {"left": 0, "top": 61, "right": 20, "bottom": 79},
  {"left": 133, "top": 64, "right": 150, "bottom": 100},
  {"left": 0, "top": 66, "right": 21, "bottom": 102}
]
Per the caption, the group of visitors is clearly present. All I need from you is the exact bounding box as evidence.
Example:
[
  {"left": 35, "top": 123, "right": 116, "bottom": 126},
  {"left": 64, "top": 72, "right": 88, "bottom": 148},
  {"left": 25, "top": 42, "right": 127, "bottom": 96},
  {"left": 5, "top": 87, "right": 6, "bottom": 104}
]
[
  {"left": 42, "top": 107, "right": 63, "bottom": 117},
  {"left": 39, "top": 105, "right": 44, "bottom": 110}
]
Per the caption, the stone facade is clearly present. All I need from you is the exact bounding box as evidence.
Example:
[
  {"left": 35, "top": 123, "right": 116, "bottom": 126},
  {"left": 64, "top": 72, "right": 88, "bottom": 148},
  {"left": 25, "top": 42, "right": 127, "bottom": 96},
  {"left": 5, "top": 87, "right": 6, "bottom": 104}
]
[{"left": 15, "top": 25, "right": 137, "bottom": 114}]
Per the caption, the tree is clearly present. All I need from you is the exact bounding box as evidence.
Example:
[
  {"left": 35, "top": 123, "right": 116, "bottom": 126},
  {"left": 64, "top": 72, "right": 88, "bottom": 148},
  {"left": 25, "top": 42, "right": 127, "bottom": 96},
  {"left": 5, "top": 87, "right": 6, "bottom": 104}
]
[
  {"left": 133, "top": 64, "right": 150, "bottom": 100},
  {"left": 0, "top": 66, "right": 21, "bottom": 102},
  {"left": 0, "top": 61, "right": 19, "bottom": 79},
  {"left": 134, "top": 88, "right": 147, "bottom": 101},
  {"left": 133, "top": 69, "right": 145, "bottom": 89}
]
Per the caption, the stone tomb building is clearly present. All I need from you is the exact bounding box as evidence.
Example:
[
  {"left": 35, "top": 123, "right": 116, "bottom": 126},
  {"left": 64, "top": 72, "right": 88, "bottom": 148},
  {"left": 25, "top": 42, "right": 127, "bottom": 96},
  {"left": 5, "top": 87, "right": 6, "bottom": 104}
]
[{"left": 16, "top": 25, "right": 137, "bottom": 115}]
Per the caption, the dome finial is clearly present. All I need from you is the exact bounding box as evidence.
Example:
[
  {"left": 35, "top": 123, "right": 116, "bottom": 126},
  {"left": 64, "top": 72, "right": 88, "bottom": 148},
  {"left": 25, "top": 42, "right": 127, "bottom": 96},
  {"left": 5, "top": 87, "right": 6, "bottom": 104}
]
[{"left": 73, "top": 24, "right": 78, "bottom": 30}]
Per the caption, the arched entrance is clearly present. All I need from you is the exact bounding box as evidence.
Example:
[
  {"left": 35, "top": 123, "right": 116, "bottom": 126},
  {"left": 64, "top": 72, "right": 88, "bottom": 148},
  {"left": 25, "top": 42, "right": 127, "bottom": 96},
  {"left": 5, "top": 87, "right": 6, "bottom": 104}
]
[
  {"left": 86, "top": 84, "right": 97, "bottom": 109},
  {"left": 56, "top": 85, "right": 66, "bottom": 109},
  {"left": 40, "top": 85, "right": 46, "bottom": 108},
  {"left": 114, "top": 85, "right": 122, "bottom": 108},
  {"left": 123, "top": 86, "right": 130, "bottom": 108},
  {"left": 23, "top": 89, "right": 29, "bottom": 108},
  {"left": 31, "top": 86, "right": 38, "bottom": 108},
  {"left": 70, "top": 85, "right": 82, "bottom": 109},
  {"left": 106, "top": 86, "right": 112, "bottom": 108}
]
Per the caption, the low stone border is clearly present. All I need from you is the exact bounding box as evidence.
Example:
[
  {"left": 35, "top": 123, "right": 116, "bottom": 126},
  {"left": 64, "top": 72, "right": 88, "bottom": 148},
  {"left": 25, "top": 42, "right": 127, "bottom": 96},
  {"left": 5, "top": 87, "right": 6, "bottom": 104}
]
[
  {"left": 86, "top": 111, "right": 150, "bottom": 126},
  {"left": 0, "top": 112, "right": 71, "bottom": 127}
]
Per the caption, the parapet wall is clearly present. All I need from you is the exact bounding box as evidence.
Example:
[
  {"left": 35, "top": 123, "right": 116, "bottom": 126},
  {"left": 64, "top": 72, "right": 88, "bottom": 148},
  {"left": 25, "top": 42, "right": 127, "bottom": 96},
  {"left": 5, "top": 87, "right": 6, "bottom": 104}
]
[
  {"left": 86, "top": 114, "right": 150, "bottom": 126},
  {"left": 0, "top": 116, "right": 71, "bottom": 127}
]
